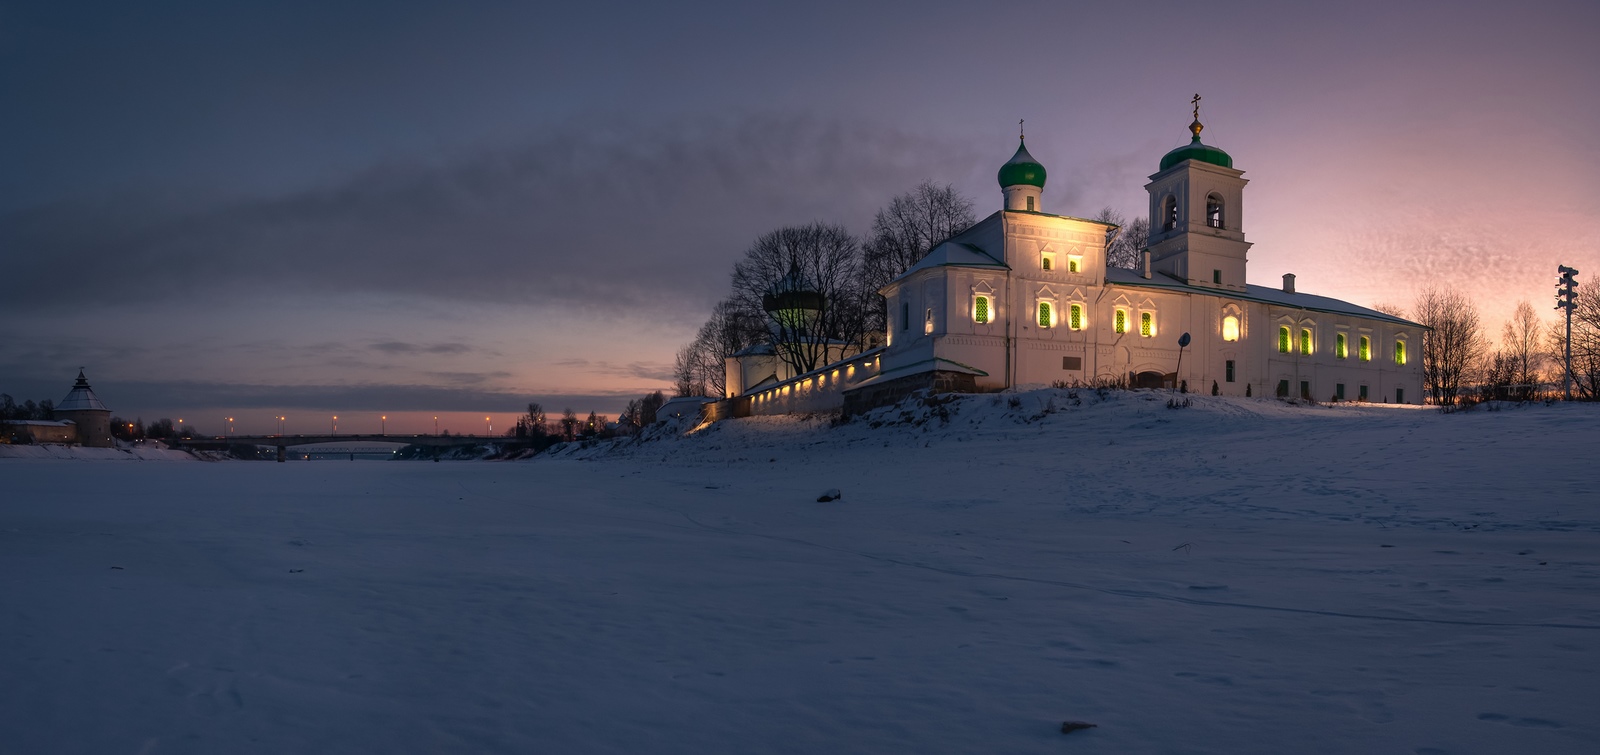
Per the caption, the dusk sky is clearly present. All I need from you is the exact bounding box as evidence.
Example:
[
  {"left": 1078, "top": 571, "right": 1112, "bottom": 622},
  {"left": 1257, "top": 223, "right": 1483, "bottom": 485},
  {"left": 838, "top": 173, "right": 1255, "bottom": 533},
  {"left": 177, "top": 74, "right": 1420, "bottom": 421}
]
[{"left": 4, "top": 0, "right": 1597, "bottom": 434}]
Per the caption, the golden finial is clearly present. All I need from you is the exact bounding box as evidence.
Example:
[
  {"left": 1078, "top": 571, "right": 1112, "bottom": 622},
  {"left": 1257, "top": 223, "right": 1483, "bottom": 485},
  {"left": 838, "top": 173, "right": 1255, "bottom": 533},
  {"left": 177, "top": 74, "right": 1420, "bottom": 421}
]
[{"left": 1189, "top": 93, "right": 1204, "bottom": 140}]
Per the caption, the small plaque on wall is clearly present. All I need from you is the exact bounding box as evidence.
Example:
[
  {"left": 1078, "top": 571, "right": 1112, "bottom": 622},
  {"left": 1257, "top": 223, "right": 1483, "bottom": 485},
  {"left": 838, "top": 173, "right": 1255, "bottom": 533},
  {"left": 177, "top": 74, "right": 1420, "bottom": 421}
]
[{"left": 1062, "top": 356, "right": 1082, "bottom": 370}]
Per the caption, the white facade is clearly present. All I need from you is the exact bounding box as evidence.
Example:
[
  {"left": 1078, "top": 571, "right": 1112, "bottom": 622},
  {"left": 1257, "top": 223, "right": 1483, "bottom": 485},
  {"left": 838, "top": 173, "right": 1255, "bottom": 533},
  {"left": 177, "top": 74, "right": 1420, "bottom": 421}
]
[{"left": 877, "top": 126, "right": 1425, "bottom": 404}]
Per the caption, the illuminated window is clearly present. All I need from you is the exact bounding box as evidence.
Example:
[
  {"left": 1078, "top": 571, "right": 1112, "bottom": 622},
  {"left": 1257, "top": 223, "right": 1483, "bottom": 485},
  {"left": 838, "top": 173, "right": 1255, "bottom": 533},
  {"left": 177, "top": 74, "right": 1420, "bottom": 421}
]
[
  {"left": 1069, "top": 303, "right": 1083, "bottom": 330},
  {"left": 1225, "top": 359, "right": 1235, "bottom": 382},
  {"left": 1206, "top": 193, "right": 1224, "bottom": 229},
  {"left": 1335, "top": 333, "right": 1347, "bottom": 359},
  {"left": 1115, "top": 309, "right": 1127, "bottom": 334},
  {"left": 1222, "top": 315, "right": 1239, "bottom": 342},
  {"left": 1140, "top": 311, "right": 1153, "bottom": 337},
  {"left": 1068, "top": 255, "right": 1082, "bottom": 273},
  {"left": 974, "top": 295, "right": 990, "bottom": 324},
  {"left": 1038, "top": 302, "right": 1053, "bottom": 328},
  {"left": 1359, "top": 335, "right": 1371, "bottom": 361},
  {"left": 1394, "top": 340, "right": 1407, "bottom": 365},
  {"left": 1041, "top": 251, "right": 1055, "bottom": 271},
  {"left": 1162, "top": 195, "right": 1177, "bottom": 232},
  {"left": 1300, "top": 328, "right": 1312, "bottom": 355},
  {"left": 924, "top": 307, "right": 934, "bottom": 335},
  {"left": 1278, "top": 326, "right": 1290, "bottom": 353}
]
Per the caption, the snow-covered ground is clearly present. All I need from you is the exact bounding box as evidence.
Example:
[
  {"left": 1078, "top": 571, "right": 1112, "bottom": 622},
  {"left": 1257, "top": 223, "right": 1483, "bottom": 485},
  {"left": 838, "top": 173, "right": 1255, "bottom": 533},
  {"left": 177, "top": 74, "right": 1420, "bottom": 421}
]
[{"left": 2, "top": 391, "right": 1597, "bottom": 754}]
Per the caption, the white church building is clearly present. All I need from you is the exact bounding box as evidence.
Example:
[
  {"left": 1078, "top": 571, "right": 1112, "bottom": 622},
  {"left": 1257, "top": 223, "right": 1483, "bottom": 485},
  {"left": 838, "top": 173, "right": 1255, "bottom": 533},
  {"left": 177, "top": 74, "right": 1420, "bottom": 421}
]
[{"left": 725, "top": 106, "right": 1424, "bottom": 417}]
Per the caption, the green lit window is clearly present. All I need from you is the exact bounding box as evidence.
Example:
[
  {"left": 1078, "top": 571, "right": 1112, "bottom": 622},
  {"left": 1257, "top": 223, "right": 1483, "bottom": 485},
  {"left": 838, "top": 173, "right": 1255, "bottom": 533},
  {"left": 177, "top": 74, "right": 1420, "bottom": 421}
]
[
  {"left": 1395, "top": 341, "right": 1407, "bottom": 365},
  {"left": 1069, "top": 303, "right": 1082, "bottom": 330},
  {"left": 1359, "top": 335, "right": 1371, "bottom": 361},
  {"left": 1115, "top": 309, "right": 1127, "bottom": 333},
  {"left": 1068, "top": 257, "right": 1081, "bottom": 273},
  {"left": 974, "top": 296, "right": 989, "bottom": 324},
  {"left": 1140, "top": 312, "right": 1153, "bottom": 337},
  {"left": 1278, "top": 326, "right": 1290, "bottom": 353},
  {"left": 1300, "top": 328, "right": 1312, "bottom": 355},
  {"left": 1041, "top": 256, "right": 1052, "bottom": 271},
  {"left": 1038, "top": 302, "right": 1052, "bottom": 328},
  {"left": 1336, "top": 333, "right": 1347, "bottom": 359}
]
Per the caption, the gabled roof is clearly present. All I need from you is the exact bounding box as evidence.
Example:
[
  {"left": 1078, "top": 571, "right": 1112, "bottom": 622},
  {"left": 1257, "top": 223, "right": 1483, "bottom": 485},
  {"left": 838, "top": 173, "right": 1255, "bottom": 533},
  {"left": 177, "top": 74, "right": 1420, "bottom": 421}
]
[
  {"left": 886, "top": 242, "right": 1007, "bottom": 290},
  {"left": 1103, "top": 268, "right": 1423, "bottom": 327}
]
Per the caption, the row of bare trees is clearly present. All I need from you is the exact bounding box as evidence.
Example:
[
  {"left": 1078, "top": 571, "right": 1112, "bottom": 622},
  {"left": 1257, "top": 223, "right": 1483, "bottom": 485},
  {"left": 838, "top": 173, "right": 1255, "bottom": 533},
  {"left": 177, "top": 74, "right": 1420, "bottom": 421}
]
[
  {"left": 672, "top": 181, "right": 977, "bottom": 397},
  {"left": 1389, "top": 285, "right": 1599, "bottom": 405}
]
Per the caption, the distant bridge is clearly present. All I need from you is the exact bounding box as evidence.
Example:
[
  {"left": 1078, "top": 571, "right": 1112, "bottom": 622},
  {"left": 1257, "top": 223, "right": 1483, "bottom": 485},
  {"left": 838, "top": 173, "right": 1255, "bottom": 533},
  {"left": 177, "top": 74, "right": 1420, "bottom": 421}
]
[{"left": 170, "top": 434, "right": 531, "bottom": 461}]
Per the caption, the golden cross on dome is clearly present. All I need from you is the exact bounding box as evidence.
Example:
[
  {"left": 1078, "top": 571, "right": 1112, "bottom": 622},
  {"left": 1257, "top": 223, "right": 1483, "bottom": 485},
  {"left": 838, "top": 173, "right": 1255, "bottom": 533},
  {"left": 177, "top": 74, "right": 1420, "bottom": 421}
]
[{"left": 1191, "top": 93, "right": 1201, "bottom": 120}]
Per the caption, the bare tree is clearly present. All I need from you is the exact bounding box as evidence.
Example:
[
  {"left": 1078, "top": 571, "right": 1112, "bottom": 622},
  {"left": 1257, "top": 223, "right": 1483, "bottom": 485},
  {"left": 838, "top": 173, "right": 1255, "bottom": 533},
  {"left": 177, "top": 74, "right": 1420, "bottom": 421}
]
[
  {"left": 1499, "top": 300, "right": 1544, "bottom": 398},
  {"left": 559, "top": 408, "right": 578, "bottom": 441},
  {"left": 1413, "top": 286, "right": 1487, "bottom": 405},
  {"left": 730, "top": 222, "right": 870, "bottom": 376},
  {"left": 861, "top": 182, "right": 975, "bottom": 333},
  {"left": 685, "top": 298, "right": 758, "bottom": 398},
  {"left": 1094, "top": 207, "right": 1148, "bottom": 270},
  {"left": 1371, "top": 302, "right": 1408, "bottom": 318},
  {"left": 639, "top": 390, "right": 666, "bottom": 425},
  {"left": 525, "top": 403, "right": 547, "bottom": 437},
  {"left": 672, "top": 344, "right": 705, "bottom": 397}
]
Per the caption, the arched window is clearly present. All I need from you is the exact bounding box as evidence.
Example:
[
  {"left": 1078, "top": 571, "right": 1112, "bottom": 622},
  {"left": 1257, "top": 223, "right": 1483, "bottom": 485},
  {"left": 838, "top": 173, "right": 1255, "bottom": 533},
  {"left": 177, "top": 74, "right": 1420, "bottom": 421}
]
[
  {"left": 1140, "top": 311, "right": 1155, "bottom": 337},
  {"left": 1300, "top": 328, "right": 1313, "bottom": 355},
  {"left": 1359, "top": 335, "right": 1371, "bottom": 361},
  {"left": 1161, "top": 195, "right": 1178, "bottom": 232},
  {"left": 973, "top": 295, "right": 990, "bottom": 324},
  {"left": 924, "top": 307, "right": 935, "bottom": 335},
  {"left": 1069, "top": 303, "right": 1083, "bottom": 330},
  {"left": 1335, "top": 333, "right": 1348, "bottom": 359},
  {"left": 1038, "top": 301, "right": 1054, "bottom": 328},
  {"left": 1394, "top": 340, "right": 1407, "bottom": 365},
  {"left": 1222, "top": 315, "right": 1240, "bottom": 342},
  {"left": 1114, "top": 308, "right": 1127, "bottom": 334},
  {"left": 1206, "top": 193, "right": 1225, "bottom": 229},
  {"left": 1278, "top": 326, "right": 1290, "bottom": 353}
]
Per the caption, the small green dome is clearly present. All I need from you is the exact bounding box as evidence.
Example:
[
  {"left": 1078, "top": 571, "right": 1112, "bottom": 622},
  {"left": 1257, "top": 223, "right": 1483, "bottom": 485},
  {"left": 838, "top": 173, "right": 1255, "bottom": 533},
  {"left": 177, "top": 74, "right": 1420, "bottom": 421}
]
[{"left": 997, "top": 140, "right": 1046, "bottom": 189}]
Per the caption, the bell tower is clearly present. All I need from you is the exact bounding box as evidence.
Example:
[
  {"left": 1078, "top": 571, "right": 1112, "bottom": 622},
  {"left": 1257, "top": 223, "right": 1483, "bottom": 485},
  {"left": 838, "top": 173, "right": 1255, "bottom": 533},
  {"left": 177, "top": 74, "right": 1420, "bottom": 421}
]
[{"left": 1143, "top": 95, "right": 1250, "bottom": 291}]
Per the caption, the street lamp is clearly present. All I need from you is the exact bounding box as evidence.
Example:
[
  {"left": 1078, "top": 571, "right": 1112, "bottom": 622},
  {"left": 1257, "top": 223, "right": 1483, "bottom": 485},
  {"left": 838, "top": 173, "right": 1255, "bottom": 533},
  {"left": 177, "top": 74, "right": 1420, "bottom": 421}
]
[
  {"left": 381, "top": 415, "right": 387, "bottom": 435},
  {"left": 227, "top": 417, "right": 234, "bottom": 436},
  {"left": 1557, "top": 265, "right": 1581, "bottom": 401},
  {"left": 277, "top": 416, "right": 286, "bottom": 436},
  {"left": 485, "top": 416, "right": 492, "bottom": 435},
  {"left": 332, "top": 415, "right": 338, "bottom": 435},
  {"left": 433, "top": 416, "right": 439, "bottom": 435}
]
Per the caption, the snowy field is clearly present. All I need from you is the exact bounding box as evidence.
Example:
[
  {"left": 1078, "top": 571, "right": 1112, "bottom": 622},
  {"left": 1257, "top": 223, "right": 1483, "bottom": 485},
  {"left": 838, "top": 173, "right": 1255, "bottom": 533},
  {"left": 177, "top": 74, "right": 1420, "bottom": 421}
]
[{"left": 3, "top": 392, "right": 1597, "bottom": 754}]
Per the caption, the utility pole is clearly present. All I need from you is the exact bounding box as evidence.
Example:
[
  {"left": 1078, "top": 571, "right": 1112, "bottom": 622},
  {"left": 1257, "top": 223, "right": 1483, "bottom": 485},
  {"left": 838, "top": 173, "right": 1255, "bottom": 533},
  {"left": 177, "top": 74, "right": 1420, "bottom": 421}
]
[{"left": 1556, "top": 265, "right": 1579, "bottom": 401}]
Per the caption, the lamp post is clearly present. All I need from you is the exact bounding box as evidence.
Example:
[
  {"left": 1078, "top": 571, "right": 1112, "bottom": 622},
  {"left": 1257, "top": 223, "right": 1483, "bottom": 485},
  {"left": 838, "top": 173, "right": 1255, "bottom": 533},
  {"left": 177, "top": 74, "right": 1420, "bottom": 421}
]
[
  {"left": 485, "top": 416, "right": 492, "bottom": 435},
  {"left": 1557, "top": 265, "right": 1580, "bottom": 401},
  {"left": 332, "top": 415, "right": 338, "bottom": 435},
  {"left": 381, "top": 415, "right": 387, "bottom": 435},
  {"left": 433, "top": 416, "right": 439, "bottom": 435},
  {"left": 226, "top": 417, "right": 234, "bottom": 437},
  {"left": 277, "top": 416, "right": 285, "bottom": 436}
]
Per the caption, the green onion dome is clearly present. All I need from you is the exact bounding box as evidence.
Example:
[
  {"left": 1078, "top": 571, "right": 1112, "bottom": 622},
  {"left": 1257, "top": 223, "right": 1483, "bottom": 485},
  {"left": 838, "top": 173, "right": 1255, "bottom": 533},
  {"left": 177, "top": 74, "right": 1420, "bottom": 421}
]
[
  {"left": 997, "top": 140, "right": 1047, "bottom": 189},
  {"left": 1159, "top": 118, "right": 1233, "bottom": 171}
]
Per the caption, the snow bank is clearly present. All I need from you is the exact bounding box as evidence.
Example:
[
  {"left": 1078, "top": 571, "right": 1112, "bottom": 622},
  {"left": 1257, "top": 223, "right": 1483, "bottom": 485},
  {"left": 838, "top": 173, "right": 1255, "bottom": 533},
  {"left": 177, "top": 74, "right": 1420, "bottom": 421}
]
[{"left": 0, "top": 442, "right": 197, "bottom": 461}]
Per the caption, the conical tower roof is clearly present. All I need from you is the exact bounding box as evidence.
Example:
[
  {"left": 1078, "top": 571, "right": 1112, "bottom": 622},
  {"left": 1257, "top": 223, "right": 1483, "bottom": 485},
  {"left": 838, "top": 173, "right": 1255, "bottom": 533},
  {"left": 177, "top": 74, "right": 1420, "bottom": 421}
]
[{"left": 57, "top": 370, "right": 110, "bottom": 412}]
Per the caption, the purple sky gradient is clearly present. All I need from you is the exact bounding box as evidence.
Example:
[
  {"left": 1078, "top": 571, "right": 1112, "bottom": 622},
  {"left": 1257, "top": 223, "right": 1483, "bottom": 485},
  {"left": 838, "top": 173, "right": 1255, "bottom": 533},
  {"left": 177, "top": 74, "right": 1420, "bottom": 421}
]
[{"left": 3, "top": 0, "right": 1596, "bottom": 432}]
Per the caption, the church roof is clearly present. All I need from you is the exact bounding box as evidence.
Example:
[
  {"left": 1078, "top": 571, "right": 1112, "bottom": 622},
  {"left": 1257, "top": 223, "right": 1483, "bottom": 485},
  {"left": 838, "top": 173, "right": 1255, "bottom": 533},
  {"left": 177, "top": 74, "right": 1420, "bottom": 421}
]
[
  {"left": 1159, "top": 137, "right": 1233, "bottom": 171},
  {"left": 1103, "top": 268, "right": 1424, "bottom": 327},
  {"left": 57, "top": 370, "right": 110, "bottom": 412},
  {"left": 886, "top": 241, "right": 1007, "bottom": 291},
  {"left": 997, "top": 139, "right": 1047, "bottom": 189}
]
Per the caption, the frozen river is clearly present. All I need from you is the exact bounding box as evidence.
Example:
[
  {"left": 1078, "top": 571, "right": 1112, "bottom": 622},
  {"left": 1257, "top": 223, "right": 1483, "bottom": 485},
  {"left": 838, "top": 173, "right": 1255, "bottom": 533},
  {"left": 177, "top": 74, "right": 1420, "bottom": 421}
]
[{"left": 3, "top": 393, "right": 1597, "bottom": 753}]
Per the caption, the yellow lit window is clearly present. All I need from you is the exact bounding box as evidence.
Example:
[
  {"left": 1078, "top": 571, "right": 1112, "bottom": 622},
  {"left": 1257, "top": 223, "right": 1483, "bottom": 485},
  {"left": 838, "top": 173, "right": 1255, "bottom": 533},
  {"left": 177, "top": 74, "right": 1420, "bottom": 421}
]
[
  {"left": 1300, "top": 328, "right": 1312, "bottom": 355},
  {"left": 1222, "top": 315, "right": 1239, "bottom": 342},
  {"left": 1041, "top": 252, "right": 1055, "bottom": 271},
  {"left": 1038, "top": 302, "right": 1053, "bottom": 328},
  {"left": 1359, "top": 335, "right": 1371, "bottom": 361},
  {"left": 1115, "top": 309, "right": 1127, "bottom": 333},
  {"left": 1278, "top": 326, "right": 1290, "bottom": 353},
  {"left": 1068, "top": 255, "right": 1083, "bottom": 273},
  {"left": 1395, "top": 341, "right": 1407, "bottom": 365},
  {"left": 924, "top": 307, "right": 934, "bottom": 335},
  {"left": 974, "top": 296, "right": 990, "bottom": 324},
  {"left": 1336, "top": 333, "right": 1347, "bottom": 359},
  {"left": 1069, "top": 303, "right": 1083, "bottom": 330},
  {"left": 1140, "top": 311, "right": 1154, "bottom": 337}
]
